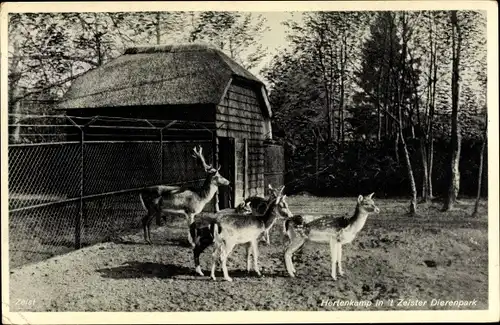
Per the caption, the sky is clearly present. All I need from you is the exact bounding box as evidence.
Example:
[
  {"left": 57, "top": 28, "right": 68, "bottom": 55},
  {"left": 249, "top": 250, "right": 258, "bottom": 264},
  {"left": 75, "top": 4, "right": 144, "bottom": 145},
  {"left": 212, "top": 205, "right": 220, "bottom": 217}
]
[{"left": 245, "top": 12, "right": 303, "bottom": 81}]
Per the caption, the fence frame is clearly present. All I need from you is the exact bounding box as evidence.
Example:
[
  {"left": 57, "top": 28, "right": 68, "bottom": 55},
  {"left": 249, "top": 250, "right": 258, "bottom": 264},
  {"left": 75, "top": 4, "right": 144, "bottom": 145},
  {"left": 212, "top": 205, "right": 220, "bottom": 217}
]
[{"left": 8, "top": 114, "right": 215, "bottom": 266}]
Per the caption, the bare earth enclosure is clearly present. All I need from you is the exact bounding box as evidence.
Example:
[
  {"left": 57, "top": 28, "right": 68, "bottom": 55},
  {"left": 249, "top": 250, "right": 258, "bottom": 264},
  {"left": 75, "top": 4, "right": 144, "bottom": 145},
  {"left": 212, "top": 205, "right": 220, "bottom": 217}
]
[{"left": 9, "top": 196, "right": 488, "bottom": 312}]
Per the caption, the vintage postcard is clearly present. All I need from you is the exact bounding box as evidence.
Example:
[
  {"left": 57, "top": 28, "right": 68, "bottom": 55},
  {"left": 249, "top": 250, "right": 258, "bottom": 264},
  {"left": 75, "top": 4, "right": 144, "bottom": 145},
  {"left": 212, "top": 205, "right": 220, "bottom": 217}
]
[{"left": 1, "top": 1, "right": 498, "bottom": 324}]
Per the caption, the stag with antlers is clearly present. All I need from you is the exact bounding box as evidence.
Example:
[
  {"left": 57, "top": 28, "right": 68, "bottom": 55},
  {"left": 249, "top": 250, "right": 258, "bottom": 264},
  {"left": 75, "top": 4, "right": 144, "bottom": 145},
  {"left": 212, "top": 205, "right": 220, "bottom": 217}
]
[{"left": 139, "top": 145, "right": 230, "bottom": 246}]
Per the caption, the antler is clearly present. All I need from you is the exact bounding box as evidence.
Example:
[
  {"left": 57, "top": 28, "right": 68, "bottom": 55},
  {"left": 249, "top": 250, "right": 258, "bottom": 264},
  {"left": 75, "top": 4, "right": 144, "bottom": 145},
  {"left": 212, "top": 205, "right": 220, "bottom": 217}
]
[{"left": 192, "top": 145, "right": 212, "bottom": 171}]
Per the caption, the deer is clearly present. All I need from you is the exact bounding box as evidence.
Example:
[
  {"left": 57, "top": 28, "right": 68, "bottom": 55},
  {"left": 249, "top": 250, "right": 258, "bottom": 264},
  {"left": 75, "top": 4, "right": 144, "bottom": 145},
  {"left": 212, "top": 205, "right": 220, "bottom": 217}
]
[
  {"left": 208, "top": 188, "right": 292, "bottom": 281},
  {"left": 243, "top": 184, "right": 293, "bottom": 245},
  {"left": 283, "top": 193, "right": 380, "bottom": 280},
  {"left": 139, "top": 145, "right": 230, "bottom": 247},
  {"left": 190, "top": 187, "right": 292, "bottom": 276}
]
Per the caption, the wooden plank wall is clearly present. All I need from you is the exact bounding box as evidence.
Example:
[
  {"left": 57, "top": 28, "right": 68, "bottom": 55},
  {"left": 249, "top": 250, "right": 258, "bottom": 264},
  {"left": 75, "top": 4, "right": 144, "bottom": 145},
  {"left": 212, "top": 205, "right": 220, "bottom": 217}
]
[{"left": 216, "top": 83, "right": 266, "bottom": 204}]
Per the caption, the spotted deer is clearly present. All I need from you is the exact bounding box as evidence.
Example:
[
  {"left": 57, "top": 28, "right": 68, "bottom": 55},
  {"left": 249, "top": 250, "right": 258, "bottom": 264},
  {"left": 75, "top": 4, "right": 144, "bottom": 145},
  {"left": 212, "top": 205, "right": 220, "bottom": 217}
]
[
  {"left": 190, "top": 188, "right": 291, "bottom": 281},
  {"left": 284, "top": 193, "right": 380, "bottom": 280},
  {"left": 139, "top": 145, "right": 230, "bottom": 246},
  {"left": 189, "top": 202, "right": 251, "bottom": 275},
  {"left": 210, "top": 188, "right": 292, "bottom": 281},
  {"left": 244, "top": 184, "right": 293, "bottom": 244}
]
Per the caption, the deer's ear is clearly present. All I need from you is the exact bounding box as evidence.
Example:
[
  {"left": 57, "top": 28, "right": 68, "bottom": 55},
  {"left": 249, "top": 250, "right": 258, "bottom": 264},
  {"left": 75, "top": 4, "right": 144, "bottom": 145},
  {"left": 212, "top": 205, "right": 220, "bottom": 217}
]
[{"left": 358, "top": 195, "right": 364, "bottom": 203}]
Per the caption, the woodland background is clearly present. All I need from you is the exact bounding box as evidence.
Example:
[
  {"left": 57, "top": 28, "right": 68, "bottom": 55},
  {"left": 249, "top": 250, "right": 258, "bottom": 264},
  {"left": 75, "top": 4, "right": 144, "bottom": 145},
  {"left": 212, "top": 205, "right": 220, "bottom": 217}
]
[{"left": 8, "top": 11, "right": 488, "bottom": 215}]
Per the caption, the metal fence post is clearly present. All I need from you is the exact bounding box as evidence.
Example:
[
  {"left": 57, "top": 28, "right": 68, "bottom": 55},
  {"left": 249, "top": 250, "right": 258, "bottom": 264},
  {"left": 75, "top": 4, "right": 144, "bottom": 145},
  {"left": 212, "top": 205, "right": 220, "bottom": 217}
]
[
  {"left": 158, "top": 120, "right": 177, "bottom": 184},
  {"left": 66, "top": 116, "right": 83, "bottom": 249},
  {"left": 213, "top": 134, "right": 219, "bottom": 212},
  {"left": 77, "top": 128, "right": 84, "bottom": 248},
  {"left": 66, "top": 116, "right": 85, "bottom": 249},
  {"left": 160, "top": 128, "right": 164, "bottom": 183},
  {"left": 157, "top": 128, "right": 164, "bottom": 226}
]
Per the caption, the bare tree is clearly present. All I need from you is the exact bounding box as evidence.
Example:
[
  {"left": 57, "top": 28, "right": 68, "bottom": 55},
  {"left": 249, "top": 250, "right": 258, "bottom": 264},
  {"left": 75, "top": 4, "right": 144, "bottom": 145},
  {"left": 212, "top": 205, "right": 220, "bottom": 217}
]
[
  {"left": 472, "top": 118, "right": 487, "bottom": 218},
  {"left": 443, "top": 11, "right": 463, "bottom": 211}
]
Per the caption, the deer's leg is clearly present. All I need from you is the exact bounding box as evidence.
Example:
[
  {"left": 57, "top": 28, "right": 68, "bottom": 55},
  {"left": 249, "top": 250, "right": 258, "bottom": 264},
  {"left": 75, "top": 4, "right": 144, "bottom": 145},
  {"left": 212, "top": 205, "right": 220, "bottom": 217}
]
[
  {"left": 147, "top": 211, "right": 159, "bottom": 244},
  {"left": 284, "top": 236, "right": 305, "bottom": 277},
  {"left": 337, "top": 244, "right": 344, "bottom": 277},
  {"left": 329, "top": 238, "right": 338, "bottom": 280},
  {"left": 194, "top": 241, "right": 210, "bottom": 276},
  {"left": 193, "top": 245, "right": 202, "bottom": 276},
  {"left": 283, "top": 219, "right": 293, "bottom": 245},
  {"left": 186, "top": 213, "right": 195, "bottom": 247},
  {"left": 246, "top": 242, "right": 252, "bottom": 273},
  {"left": 221, "top": 242, "right": 236, "bottom": 282},
  {"left": 251, "top": 240, "right": 262, "bottom": 276},
  {"left": 210, "top": 243, "right": 220, "bottom": 281},
  {"left": 141, "top": 213, "right": 150, "bottom": 243},
  {"left": 142, "top": 211, "right": 156, "bottom": 245},
  {"left": 265, "top": 229, "right": 271, "bottom": 245}
]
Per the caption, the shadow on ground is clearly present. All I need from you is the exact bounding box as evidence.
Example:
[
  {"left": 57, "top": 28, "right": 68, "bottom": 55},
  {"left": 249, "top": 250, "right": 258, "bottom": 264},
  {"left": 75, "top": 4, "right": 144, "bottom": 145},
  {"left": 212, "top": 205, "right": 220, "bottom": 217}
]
[{"left": 96, "top": 261, "right": 194, "bottom": 279}]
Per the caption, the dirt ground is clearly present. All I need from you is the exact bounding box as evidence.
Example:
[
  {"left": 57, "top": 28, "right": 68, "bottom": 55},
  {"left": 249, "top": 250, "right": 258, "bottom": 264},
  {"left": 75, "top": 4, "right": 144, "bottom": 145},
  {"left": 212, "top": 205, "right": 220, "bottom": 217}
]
[{"left": 9, "top": 196, "right": 489, "bottom": 311}]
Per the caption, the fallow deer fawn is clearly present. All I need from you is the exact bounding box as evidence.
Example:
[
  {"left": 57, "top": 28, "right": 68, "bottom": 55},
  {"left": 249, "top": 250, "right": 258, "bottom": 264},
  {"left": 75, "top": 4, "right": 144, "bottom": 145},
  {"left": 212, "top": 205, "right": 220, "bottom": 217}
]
[
  {"left": 189, "top": 202, "right": 251, "bottom": 276},
  {"left": 208, "top": 188, "right": 294, "bottom": 281},
  {"left": 284, "top": 193, "right": 380, "bottom": 280},
  {"left": 139, "top": 145, "right": 230, "bottom": 247},
  {"left": 244, "top": 184, "right": 293, "bottom": 245},
  {"left": 189, "top": 189, "right": 292, "bottom": 278}
]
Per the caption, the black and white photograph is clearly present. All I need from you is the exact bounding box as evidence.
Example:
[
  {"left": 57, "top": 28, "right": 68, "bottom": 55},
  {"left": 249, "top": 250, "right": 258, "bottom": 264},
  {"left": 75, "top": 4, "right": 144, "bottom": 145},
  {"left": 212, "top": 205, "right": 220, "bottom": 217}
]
[{"left": 1, "top": 1, "right": 498, "bottom": 323}]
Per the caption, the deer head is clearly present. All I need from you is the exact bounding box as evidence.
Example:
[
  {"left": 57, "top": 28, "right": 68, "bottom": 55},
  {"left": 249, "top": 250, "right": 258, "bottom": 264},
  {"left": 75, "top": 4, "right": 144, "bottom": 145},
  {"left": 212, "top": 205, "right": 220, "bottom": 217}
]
[
  {"left": 267, "top": 185, "right": 292, "bottom": 218},
  {"left": 357, "top": 192, "right": 380, "bottom": 214},
  {"left": 192, "top": 146, "right": 230, "bottom": 187},
  {"left": 268, "top": 184, "right": 285, "bottom": 199}
]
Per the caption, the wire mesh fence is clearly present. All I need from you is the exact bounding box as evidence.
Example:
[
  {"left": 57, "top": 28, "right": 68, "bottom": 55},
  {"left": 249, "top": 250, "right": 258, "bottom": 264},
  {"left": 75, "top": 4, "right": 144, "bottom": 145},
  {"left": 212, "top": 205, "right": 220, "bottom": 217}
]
[{"left": 8, "top": 114, "right": 215, "bottom": 268}]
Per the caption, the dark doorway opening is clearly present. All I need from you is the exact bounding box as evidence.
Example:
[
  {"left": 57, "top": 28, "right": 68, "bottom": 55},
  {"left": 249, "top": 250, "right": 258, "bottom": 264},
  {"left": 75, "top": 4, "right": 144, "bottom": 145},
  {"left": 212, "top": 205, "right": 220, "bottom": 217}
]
[{"left": 218, "top": 137, "right": 236, "bottom": 210}]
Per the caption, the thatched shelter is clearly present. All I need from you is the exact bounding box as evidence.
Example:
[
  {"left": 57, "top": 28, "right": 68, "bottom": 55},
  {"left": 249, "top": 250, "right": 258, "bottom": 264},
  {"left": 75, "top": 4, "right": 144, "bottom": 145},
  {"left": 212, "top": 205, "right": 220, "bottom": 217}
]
[{"left": 57, "top": 43, "right": 277, "bottom": 209}]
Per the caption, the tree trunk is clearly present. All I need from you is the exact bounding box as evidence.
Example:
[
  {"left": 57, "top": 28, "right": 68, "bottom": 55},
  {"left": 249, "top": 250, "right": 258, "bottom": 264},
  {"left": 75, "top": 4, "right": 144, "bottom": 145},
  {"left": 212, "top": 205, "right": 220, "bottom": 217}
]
[
  {"left": 398, "top": 12, "right": 417, "bottom": 215},
  {"left": 317, "top": 37, "right": 334, "bottom": 142},
  {"left": 400, "top": 131, "right": 418, "bottom": 214},
  {"left": 428, "top": 136, "right": 434, "bottom": 199},
  {"left": 394, "top": 133, "right": 400, "bottom": 164},
  {"left": 377, "top": 102, "right": 382, "bottom": 142},
  {"left": 420, "top": 138, "right": 429, "bottom": 202},
  {"left": 156, "top": 12, "right": 161, "bottom": 44},
  {"left": 443, "top": 11, "right": 462, "bottom": 211},
  {"left": 315, "top": 134, "right": 320, "bottom": 188},
  {"left": 472, "top": 136, "right": 486, "bottom": 217},
  {"left": 12, "top": 101, "right": 22, "bottom": 143},
  {"left": 428, "top": 41, "right": 437, "bottom": 200}
]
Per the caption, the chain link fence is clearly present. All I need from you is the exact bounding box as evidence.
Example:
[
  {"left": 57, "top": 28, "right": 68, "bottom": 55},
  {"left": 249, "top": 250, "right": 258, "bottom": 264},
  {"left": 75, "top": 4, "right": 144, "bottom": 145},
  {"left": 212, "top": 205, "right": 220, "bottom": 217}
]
[{"left": 8, "top": 114, "right": 214, "bottom": 268}]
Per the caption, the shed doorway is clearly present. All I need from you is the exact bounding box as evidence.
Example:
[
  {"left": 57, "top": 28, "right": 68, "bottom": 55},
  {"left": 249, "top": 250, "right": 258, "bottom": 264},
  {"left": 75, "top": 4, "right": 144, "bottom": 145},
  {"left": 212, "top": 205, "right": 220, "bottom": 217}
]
[{"left": 218, "top": 137, "right": 236, "bottom": 210}]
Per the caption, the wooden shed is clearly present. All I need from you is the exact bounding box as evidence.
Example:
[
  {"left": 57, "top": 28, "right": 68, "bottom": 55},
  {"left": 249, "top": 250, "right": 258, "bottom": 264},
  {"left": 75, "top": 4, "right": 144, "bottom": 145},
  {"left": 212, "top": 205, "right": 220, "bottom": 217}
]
[{"left": 57, "top": 44, "right": 275, "bottom": 210}]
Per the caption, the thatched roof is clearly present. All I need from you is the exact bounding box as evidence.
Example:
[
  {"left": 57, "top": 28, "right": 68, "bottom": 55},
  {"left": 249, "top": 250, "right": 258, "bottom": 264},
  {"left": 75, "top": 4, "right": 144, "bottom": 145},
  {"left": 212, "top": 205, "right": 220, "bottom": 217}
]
[{"left": 57, "top": 44, "right": 270, "bottom": 116}]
